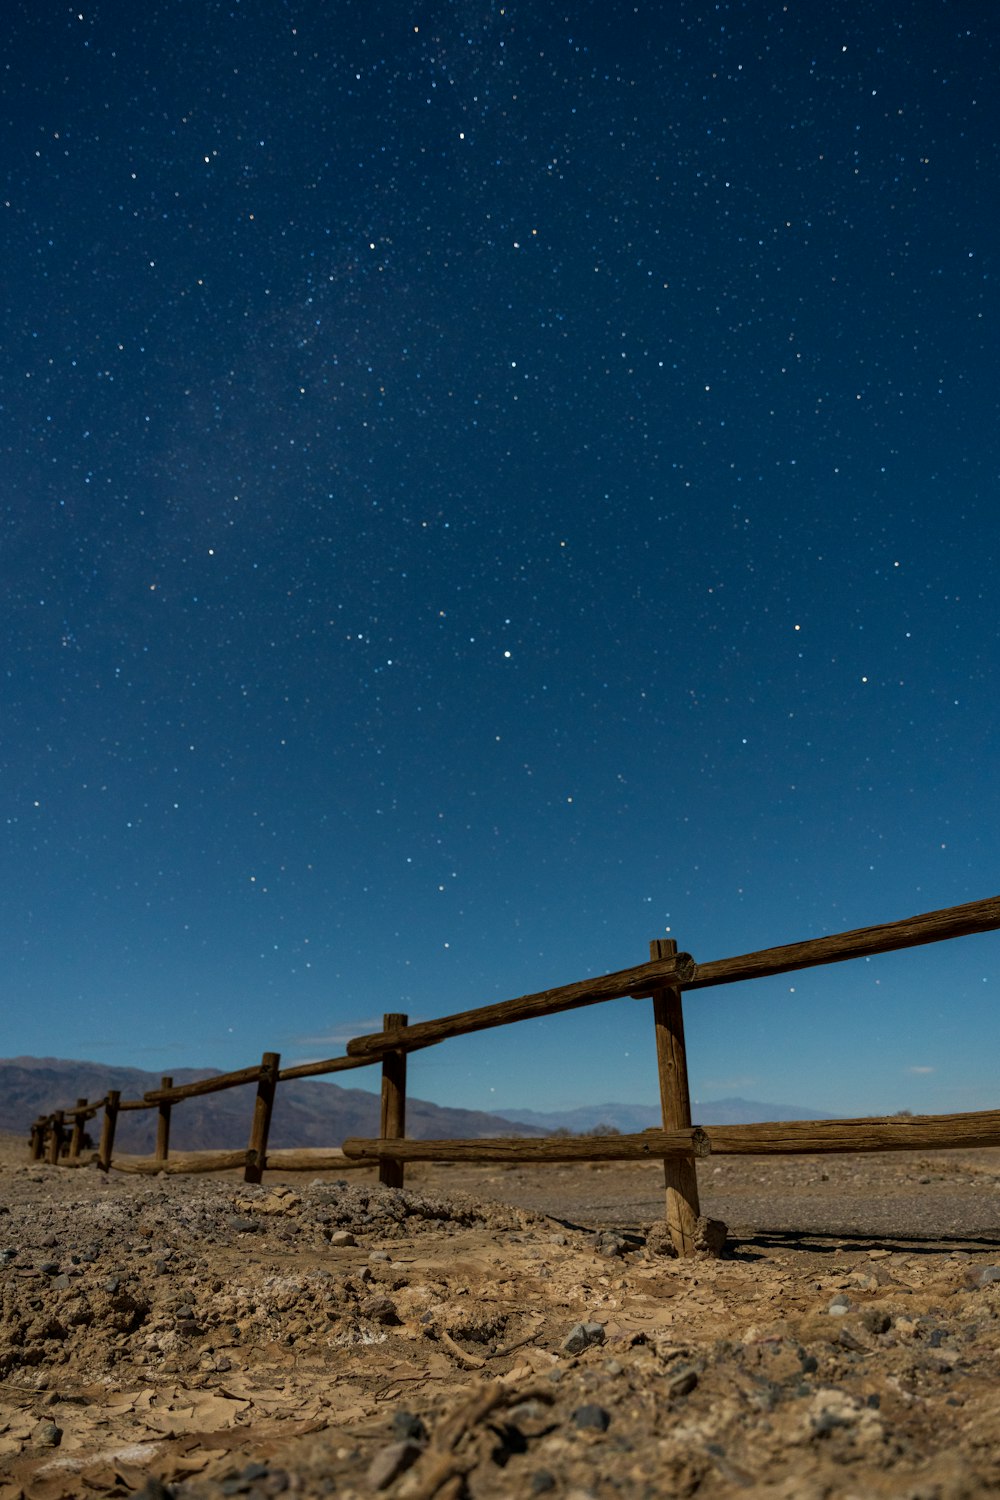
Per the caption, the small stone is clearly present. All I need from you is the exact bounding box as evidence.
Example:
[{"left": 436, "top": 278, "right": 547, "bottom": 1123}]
[
  {"left": 530, "top": 1471, "right": 557, "bottom": 1494},
  {"left": 51, "top": 1273, "right": 71, "bottom": 1291},
  {"left": 966, "top": 1265, "right": 1000, "bottom": 1289},
  {"left": 572, "top": 1403, "right": 611, "bottom": 1431},
  {"left": 38, "top": 1261, "right": 60, "bottom": 1276},
  {"left": 592, "top": 1231, "right": 628, "bottom": 1258},
  {"left": 391, "top": 1409, "right": 427, "bottom": 1442},
  {"left": 828, "top": 1294, "right": 851, "bottom": 1315},
  {"left": 35, "top": 1421, "right": 62, "bottom": 1448},
  {"left": 366, "top": 1439, "right": 422, "bottom": 1489},
  {"left": 103, "top": 1276, "right": 121, "bottom": 1294},
  {"left": 667, "top": 1368, "right": 698, "bottom": 1399},
  {"left": 227, "top": 1215, "right": 260, "bottom": 1234},
  {"left": 328, "top": 1230, "right": 355, "bottom": 1247},
  {"left": 360, "top": 1295, "right": 400, "bottom": 1325},
  {"left": 562, "top": 1321, "right": 606, "bottom": 1355}
]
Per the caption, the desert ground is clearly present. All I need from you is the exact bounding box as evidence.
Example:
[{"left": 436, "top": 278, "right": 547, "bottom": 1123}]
[{"left": 3, "top": 1128, "right": 1000, "bottom": 1498}]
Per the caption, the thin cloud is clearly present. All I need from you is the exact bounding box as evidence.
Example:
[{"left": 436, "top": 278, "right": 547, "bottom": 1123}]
[
  {"left": 283, "top": 1017, "right": 388, "bottom": 1050},
  {"left": 906, "top": 1065, "right": 935, "bottom": 1075}
]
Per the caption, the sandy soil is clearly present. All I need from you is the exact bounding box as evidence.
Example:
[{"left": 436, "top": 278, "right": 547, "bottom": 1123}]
[{"left": 3, "top": 1129, "right": 1000, "bottom": 1498}]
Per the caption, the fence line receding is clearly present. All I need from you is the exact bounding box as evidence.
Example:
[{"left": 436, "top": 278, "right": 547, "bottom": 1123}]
[{"left": 28, "top": 893, "right": 1000, "bottom": 1256}]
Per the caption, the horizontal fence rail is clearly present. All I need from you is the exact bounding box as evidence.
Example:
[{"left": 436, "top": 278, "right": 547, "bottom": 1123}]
[
  {"left": 686, "top": 894, "right": 1000, "bottom": 990},
  {"left": 26, "top": 893, "right": 1000, "bottom": 1255},
  {"left": 342, "top": 1129, "right": 710, "bottom": 1165},
  {"left": 345, "top": 952, "right": 696, "bottom": 1060}
]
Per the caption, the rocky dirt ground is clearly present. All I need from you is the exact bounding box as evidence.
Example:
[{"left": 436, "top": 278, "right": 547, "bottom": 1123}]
[{"left": 3, "top": 1131, "right": 1000, "bottom": 1498}]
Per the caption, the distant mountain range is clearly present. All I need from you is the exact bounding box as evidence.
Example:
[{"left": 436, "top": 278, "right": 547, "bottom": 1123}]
[
  {"left": 488, "top": 1098, "right": 834, "bottom": 1132},
  {"left": 0, "top": 1057, "right": 546, "bottom": 1153},
  {"left": 1, "top": 1057, "right": 833, "bottom": 1156}
]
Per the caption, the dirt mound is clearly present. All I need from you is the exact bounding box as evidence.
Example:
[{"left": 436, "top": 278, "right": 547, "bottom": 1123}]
[{"left": 3, "top": 1150, "right": 1000, "bottom": 1497}]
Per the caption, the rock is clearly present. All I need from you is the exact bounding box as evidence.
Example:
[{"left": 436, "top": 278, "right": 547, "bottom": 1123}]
[
  {"left": 328, "top": 1230, "right": 355, "bottom": 1247},
  {"left": 562, "top": 1321, "right": 606, "bottom": 1355},
  {"left": 695, "top": 1216, "right": 728, "bottom": 1256},
  {"left": 828, "top": 1294, "right": 851, "bottom": 1315},
  {"left": 366, "top": 1439, "right": 422, "bottom": 1489},
  {"left": 226, "top": 1216, "right": 260, "bottom": 1234},
  {"left": 644, "top": 1222, "right": 678, "bottom": 1258},
  {"left": 530, "top": 1471, "right": 557, "bottom": 1494},
  {"left": 34, "top": 1421, "right": 62, "bottom": 1448},
  {"left": 572, "top": 1403, "right": 611, "bottom": 1431},
  {"left": 667, "top": 1368, "right": 698, "bottom": 1398},
  {"left": 391, "top": 1409, "right": 428, "bottom": 1442},
  {"left": 592, "top": 1231, "right": 628, "bottom": 1258},
  {"left": 360, "top": 1294, "right": 400, "bottom": 1325},
  {"left": 965, "top": 1265, "right": 1000, "bottom": 1289}
]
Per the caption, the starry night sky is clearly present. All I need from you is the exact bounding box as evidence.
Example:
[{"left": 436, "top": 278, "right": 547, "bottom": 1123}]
[{"left": 3, "top": 1, "right": 998, "bottom": 1119}]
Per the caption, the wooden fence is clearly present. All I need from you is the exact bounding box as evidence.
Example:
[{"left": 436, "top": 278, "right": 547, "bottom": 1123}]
[{"left": 28, "top": 894, "right": 1000, "bottom": 1256}]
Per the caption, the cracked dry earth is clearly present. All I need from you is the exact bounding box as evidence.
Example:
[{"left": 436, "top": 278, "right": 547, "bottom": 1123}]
[{"left": 3, "top": 1135, "right": 1000, "bottom": 1498}]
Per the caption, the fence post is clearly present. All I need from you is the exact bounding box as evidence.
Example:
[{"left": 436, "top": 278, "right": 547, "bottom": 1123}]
[
  {"left": 650, "top": 939, "right": 701, "bottom": 1256},
  {"left": 47, "top": 1111, "right": 65, "bottom": 1165},
  {"left": 98, "top": 1091, "right": 120, "bottom": 1172},
  {"left": 244, "top": 1052, "right": 280, "bottom": 1184},
  {"left": 379, "top": 1013, "right": 408, "bottom": 1189},
  {"left": 30, "top": 1117, "right": 47, "bottom": 1161},
  {"left": 69, "top": 1099, "right": 88, "bottom": 1160},
  {"left": 156, "top": 1077, "right": 173, "bottom": 1162}
]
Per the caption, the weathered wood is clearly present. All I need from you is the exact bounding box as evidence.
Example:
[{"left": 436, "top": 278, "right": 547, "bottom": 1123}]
[
  {"left": 262, "top": 1148, "right": 371, "bottom": 1171},
  {"left": 347, "top": 953, "right": 695, "bottom": 1060},
  {"left": 69, "top": 1099, "right": 89, "bottom": 1160},
  {"left": 116, "top": 1097, "right": 154, "bottom": 1112},
  {"left": 111, "top": 1150, "right": 249, "bottom": 1175},
  {"left": 144, "top": 1063, "right": 264, "bottom": 1104},
  {"left": 30, "top": 1119, "right": 46, "bottom": 1161},
  {"left": 47, "top": 1111, "right": 65, "bottom": 1165},
  {"left": 379, "top": 1013, "right": 408, "bottom": 1189},
  {"left": 53, "top": 1099, "right": 104, "bottom": 1122},
  {"left": 688, "top": 894, "right": 1000, "bottom": 991},
  {"left": 702, "top": 1109, "right": 1000, "bottom": 1155},
  {"left": 650, "top": 939, "right": 701, "bottom": 1256},
  {"left": 101, "top": 1148, "right": 371, "bottom": 1177},
  {"left": 156, "top": 1077, "right": 173, "bottom": 1161},
  {"left": 98, "top": 1090, "right": 120, "bottom": 1171},
  {"left": 278, "top": 1054, "right": 378, "bottom": 1082},
  {"left": 343, "top": 1129, "right": 709, "bottom": 1164},
  {"left": 244, "top": 1052, "right": 280, "bottom": 1184}
]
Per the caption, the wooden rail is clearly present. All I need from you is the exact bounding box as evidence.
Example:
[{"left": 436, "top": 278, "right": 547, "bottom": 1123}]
[
  {"left": 343, "top": 1129, "right": 709, "bottom": 1164},
  {"left": 686, "top": 894, "right": 1000, "bottom": 990},
  {"left": 345, "top": 954, "right": 695, "bottom": 1060},
  {"left": 27, "top": 894, "right": 1000, "bottom": 1257}
]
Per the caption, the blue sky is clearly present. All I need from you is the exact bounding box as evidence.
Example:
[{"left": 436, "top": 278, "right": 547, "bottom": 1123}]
[{"left": 3, "top": 0, "right": 997, "bottom": 1117}]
